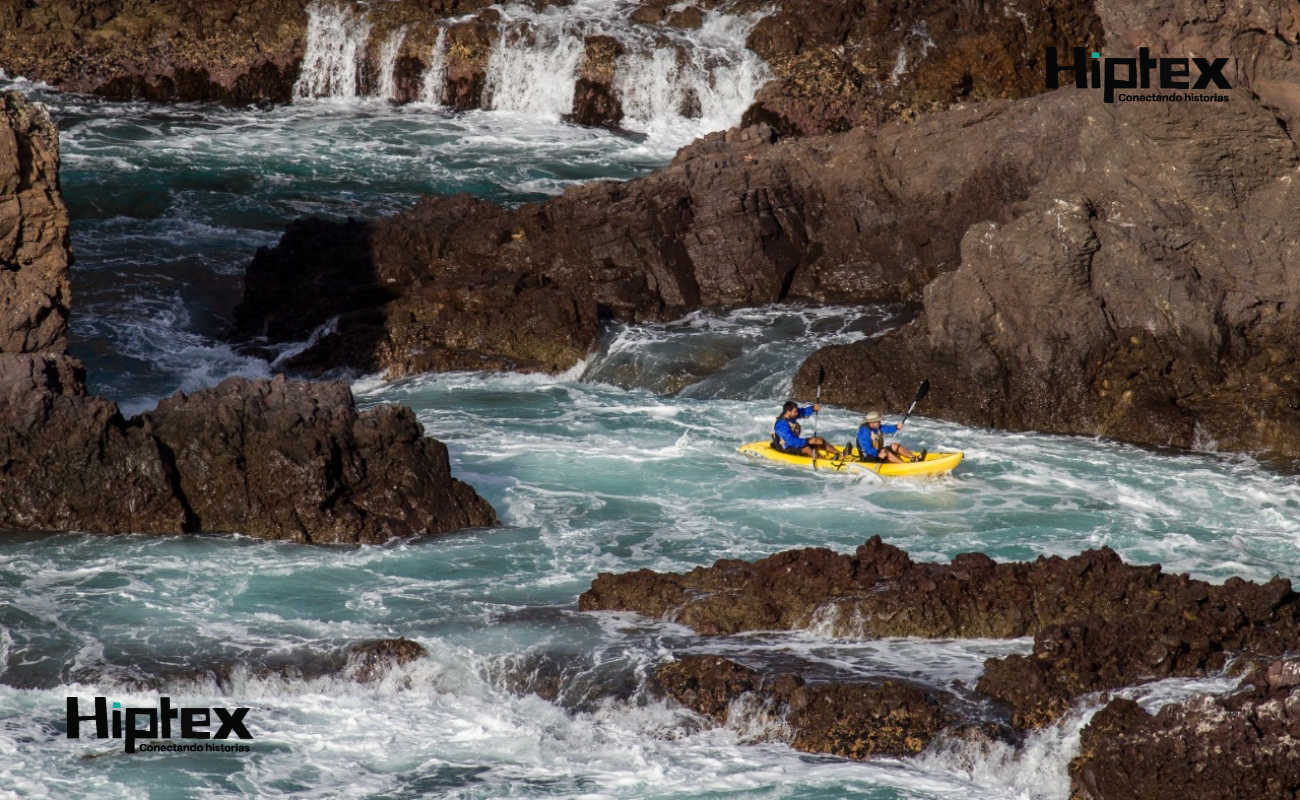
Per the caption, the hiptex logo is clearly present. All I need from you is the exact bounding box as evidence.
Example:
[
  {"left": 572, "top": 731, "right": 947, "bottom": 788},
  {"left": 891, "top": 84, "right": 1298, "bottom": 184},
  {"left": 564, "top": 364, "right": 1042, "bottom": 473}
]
[
  {"left": 1047, "top": 47, "right": 1232, "bottom": 103},
  {"left": 67, "top": 697, "right": 253, "bottom": 754}
]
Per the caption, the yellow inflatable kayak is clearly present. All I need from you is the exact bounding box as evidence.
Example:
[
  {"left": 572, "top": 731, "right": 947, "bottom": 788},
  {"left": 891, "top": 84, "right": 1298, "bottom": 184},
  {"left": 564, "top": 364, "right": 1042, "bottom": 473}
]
[{"left": 737, "top": 441, "right": 963, "bottom": 477}]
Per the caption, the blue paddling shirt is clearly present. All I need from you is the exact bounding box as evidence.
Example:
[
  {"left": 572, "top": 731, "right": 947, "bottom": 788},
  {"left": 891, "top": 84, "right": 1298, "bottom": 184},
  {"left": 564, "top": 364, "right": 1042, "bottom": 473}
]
[
  {"left": 773, "top": 406, "right": 816, "bottom": 450},
  {"left": 856, "top": 424, "right": 899, "bottom": 458}
]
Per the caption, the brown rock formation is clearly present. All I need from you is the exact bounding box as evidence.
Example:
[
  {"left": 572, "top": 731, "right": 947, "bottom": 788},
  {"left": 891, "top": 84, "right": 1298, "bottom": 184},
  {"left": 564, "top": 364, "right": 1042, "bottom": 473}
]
[
  {"left": 0, "top": 91, "right": 496, "bottom": 542},
  {"left": 797, "top": 91, "right": 1300, "bottom": 455},
  {"left": 567, "top": 35, "right": 625, "bottom": 128},
  {"left": 657, "top": 655, "right": 954, "bottom": 759},
  {"left": 231, "top": 107, "right": 1063, "bottom": 377},
  {"left": 741, "top": 0, "right": 1103, "bottom": 135},
  {"left": 232, "top": 2, "right": 1300, "bottom": 456},
  {"left": 1070, "top": 661, "right": 1300, "bottom": 800},
  {"left": 0, "top": 93, "right": 69, "bottom": 356},
  {"left": 0, "top": 370, "right": 497, "bottom": 542},
  {"left": 345, "top": 638, "right": 428, "bottom": 683},
  {"left": 0, "top": 0, "right": 312, "bottom": 103},
  {"left": 580, "top": 537, "right": 1300, "bottom": 728},
  {"left": 794, "top": 0, "right": 1300, "bottom": 457}
]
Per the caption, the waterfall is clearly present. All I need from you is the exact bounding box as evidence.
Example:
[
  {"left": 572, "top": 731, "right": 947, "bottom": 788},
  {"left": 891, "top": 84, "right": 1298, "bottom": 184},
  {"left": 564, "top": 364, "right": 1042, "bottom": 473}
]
[
  {"left": 292, "top": 0, "right": 773, "bottom": 138},
  {"left": 420, "top": 28, "right": 448, "bottom": 105},
  {"left": 376, "top": 26, "right": 409, "bottom": 102},
  {"left": 483, "top": 26, "right": 586, "bottom": 118},
  {"left": 294, "top": 2, "right": 372, "bottom": 100}
]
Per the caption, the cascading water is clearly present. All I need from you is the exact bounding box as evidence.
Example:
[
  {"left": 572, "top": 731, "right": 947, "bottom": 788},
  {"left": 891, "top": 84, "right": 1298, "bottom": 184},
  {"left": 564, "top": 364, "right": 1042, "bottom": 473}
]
[
  {"left": 419, "top": 27, "right": 448, "bottom": 105},
  {"left": 483, "top": 23, "right": 588, "bottom": 118},
  {"left": 294, "top": 2, "right": 371, "bottom": 100},
  {"left": 375, "top": 25, "right": 409, "bottom": 102},
  {"left": 294, "top": 0, "right": 772, "bottom": 141}
]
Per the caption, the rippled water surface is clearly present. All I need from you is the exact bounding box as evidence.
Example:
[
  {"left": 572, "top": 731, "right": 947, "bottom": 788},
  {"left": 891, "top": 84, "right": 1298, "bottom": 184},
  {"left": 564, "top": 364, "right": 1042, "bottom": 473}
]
[{"left": 0, "top": 74, "right": 1296, "bottom": 800}]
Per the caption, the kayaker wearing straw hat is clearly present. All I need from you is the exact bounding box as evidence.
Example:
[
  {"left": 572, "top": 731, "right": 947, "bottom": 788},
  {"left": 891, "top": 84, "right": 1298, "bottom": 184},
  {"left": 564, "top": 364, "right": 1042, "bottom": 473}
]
[{"left": 853, "top": 411, "right": 925, "bottom": 464}]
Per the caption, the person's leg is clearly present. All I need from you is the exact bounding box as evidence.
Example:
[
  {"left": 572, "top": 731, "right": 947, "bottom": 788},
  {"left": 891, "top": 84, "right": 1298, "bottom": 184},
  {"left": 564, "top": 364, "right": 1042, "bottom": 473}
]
[{"left": 799, "top": 445, "right": 816, "bottom": 457}]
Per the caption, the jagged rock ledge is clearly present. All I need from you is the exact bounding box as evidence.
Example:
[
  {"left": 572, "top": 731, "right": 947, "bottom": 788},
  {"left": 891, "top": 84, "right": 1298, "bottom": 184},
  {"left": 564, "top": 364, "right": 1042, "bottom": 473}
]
[
  {"left": 577, "top": 539, "right": 1300, "bottom": 796},
  {"left": 580, "top": 537, "right": 1300, "bottom": 726},
  {"left": 0, "top": 90, "right": 495, "bottom": 543}
]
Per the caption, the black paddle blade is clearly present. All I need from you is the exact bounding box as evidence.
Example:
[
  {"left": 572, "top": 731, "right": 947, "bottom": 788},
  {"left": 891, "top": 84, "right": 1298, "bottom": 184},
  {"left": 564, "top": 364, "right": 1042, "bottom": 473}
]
[
  {"left": 914, "top": 379, "right": 931, "bottom": 404},
  {"left": 818, "top": 365, "right": 826, "bottom": 386}
]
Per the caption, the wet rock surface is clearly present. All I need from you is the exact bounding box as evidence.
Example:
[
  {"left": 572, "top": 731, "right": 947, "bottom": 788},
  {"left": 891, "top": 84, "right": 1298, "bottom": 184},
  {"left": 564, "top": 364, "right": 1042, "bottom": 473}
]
[
  {"left": 345, "top": 638, "right": 429, "bottom": 683},
  {"left": 231, "top": 108, "right": 1060, "bottom": 377},
  {"left": 0, "top": 0, "right": 313, "bottom": 103},
  {"left": 0, "top": 371, "right": 497, "bottom": 542},
  {"left": 742, "top": 0, "right": 1102, "bottom": 136},
  {"left": 230, "top": 2, "right": 1300, "bottom": 457},
  {"left": 0, "top": 93, "right": 69, "bottom": 356},
  {"left": 794, "top": 0, "right": 1300, "bottom": 457},
  {"left": 581, "top": 537, "right": 1300, "bottom": 731},
  {"left": 0, "top": 91, "right": 495, "bottom": 543},
  {"left": 657, "top": 655, "right": 958, "bottom": 759},
  {"left": 1070, "top": 661, "right": 1300, "bottom": 800}
]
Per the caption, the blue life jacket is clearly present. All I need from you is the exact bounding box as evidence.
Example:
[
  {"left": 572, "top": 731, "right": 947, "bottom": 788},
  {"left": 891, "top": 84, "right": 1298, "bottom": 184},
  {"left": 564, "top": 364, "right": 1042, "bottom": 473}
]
[
  {"left": 772, "top": 406, "right": 814, "bottom": 451},
  {"left": 856, "top": 423, "right": 898, "bottom": 458}
]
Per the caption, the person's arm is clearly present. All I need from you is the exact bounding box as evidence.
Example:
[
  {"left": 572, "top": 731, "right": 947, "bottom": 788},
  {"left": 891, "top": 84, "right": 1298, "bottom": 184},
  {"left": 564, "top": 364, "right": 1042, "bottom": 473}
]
[
  {"left": 882, "top": 423, "right": 900, "bottom": 435},
  {"left": 797, "top": 405, "right": 817, "bottom": 419}
]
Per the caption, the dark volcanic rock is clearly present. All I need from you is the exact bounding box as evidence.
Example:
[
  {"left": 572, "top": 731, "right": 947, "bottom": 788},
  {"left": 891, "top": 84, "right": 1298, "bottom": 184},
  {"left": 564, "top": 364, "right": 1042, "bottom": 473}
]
[
  {"left": 232, "top": 110, "right": 1061, "bottom": 377},
  {"left": 797, "top": 85, "right": 1300, "bottom": 456},
  {"left": 567, "top": 35, "right": 625, "bottom": 128},
  {"left": 741, "top": 0, "right": 1103, "bottom": 136},
  {"left": 345, "top": 638, "right": 428, "bottom": 683},
  {"left": 0, "top": 0, "right": 312, "bottom": 103},
  {"left": 657, "top": 655, "right": 954, "bottom": 759},
  {"left": 140, "top": 376, "right": 497, "bottom": 542},
  {"left": 232, "top": 2, "right": 1300, "bottom": 457},
  {"left": 0, "top": 90, "right": 495, "bottom": 542},
  {"left": 582, "top": 538, "right": 1300, "bottom": 728},
  {"left": 0, "top": 371, "right": 497, "bottom": 541},
  {"left": 0, "top": 94, "right": 69, "bottom": 356},
  {"left": 794, "top": 1, "right": 1300, "bottom": 457},
  {"left": 1070, "top": 662, "right": 1300, "bottom": 800}
]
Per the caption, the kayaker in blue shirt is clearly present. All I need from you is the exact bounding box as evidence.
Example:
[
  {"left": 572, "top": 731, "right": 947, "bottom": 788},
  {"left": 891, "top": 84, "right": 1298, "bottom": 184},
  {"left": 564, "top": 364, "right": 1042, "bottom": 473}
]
[
  {"left": 773, "top": 401, "right": 835, "bottom": 458},
  {"left": 854, "top": 410, "right": 924, "bottom": 463}
]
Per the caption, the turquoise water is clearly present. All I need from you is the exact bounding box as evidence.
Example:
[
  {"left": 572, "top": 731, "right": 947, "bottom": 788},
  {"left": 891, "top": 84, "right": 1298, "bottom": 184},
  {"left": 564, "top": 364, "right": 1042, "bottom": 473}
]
[{"left": 1, "top": 83, "right": 1297, "bottom": 799}]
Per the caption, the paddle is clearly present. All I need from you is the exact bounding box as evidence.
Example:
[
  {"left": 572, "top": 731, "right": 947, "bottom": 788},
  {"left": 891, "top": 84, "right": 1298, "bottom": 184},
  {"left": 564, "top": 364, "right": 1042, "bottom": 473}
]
[
  {"left": 899, "top": 379, "right": 930, "bottom": 428},
  {"left": 811, "top": 365, "right": 825, "bottom": 469}
]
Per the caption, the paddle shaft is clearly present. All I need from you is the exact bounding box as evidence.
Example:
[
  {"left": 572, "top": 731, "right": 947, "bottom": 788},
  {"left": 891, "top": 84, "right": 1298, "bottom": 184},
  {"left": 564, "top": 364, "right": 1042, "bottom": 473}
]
[
  {"left": 812, "top": 366, "right": 825, "bottom": 467},
  {"left": 894, "top": 379, "right": 931, "bottom": 440}
]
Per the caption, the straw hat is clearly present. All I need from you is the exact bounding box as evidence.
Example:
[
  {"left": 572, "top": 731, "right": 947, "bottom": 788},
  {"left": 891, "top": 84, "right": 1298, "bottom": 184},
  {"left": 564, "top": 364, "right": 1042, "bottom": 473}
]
[{"left": 863, "top": 411, "right": 882, "bottom": 424}]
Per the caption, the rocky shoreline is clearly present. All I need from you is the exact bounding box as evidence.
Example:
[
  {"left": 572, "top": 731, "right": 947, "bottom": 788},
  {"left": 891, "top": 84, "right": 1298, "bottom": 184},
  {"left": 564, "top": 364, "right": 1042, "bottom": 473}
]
[
  {"left": 578, "top": 538, "right": 1300, "bottom": 798},
  {"left": 0, "top": 91, "right": 495, "bottom": 542},
  {"left": 0, "top": 0, "right": 1097, "bottom": 132},
  {"left": 221, "top": 0, "right": 1300, "bottom": 459}
]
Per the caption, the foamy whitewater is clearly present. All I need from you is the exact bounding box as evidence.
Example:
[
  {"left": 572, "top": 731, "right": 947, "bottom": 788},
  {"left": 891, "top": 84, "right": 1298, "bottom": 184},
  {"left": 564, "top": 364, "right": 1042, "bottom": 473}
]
[{"left": 1, "top": 43, "right": 1298, "bottom": 800}]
